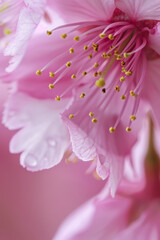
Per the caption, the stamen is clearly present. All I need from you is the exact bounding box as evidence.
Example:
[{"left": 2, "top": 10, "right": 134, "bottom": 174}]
[
  {"left": 108, "top": 34, "right": 114, "bottom": 40},
  {"left": 130, "top": 90, "right": 136, "bottom": 97},
  {"left": 95, "top": 78, "right": 105, "bottom": 87},
  {"left": 115, "top": 86, "right": 120, "bottom": 92},
  {"left": 49, "top": 84, "right": 54, "bottom": 89},
  {"left": 121, "top": 95, "right": 126, "bottom": 100},
  {"left": 69, "top": 48, "right": 74, "bottom": 53},
  {"left": 92, "top": 118, "right": 98, "bottom": 123},
  {"left": 94, "top": 63, "right": 99, "bottom": 68},
  {"left": 120, "top": 76, "right": 125, "bottom": 82},
  {"left": 82, "top": 71, "right": 87, "bottom": 76},
  {"left": 99, "top": 33, "right": 106, "bottom": 38},
  {"left": 109, "top": 127, "right": 116, "bottom": 133},
  {"left": 49, "top": 72, "right": 55, "bottom": 78},
  {"left": 74, "top": 36, "right": 80, "bottom": 41},
  {"left": 88, "top": 54, "right": 92, "bottom": 59},
  {"left": 46, "top": 30, "right": 52, "bottom": 35},
  {"left": 80, "top": 93, "right": 85, "bottom": 98},
  {"left": 126, "top": 127, "right": 132, "bottom": 132},
  {"left": 84, "top": 45, "right": 88, "bottom": 50},
  {"left": 69, "top": 114, "right": 74, "bottom": 119},
  {"left": 130, "top": 115, "right": 136, "bottom": 121},
  {"left": 61, "top": 33, "right": 67, "bottom": 39},
  {"left": 66, "top": 61, "right": 72, "bottom": 67},
  {"left": 71, "top": 74, "right": 76, "bottom": 79},
  {"left": 89, "top": 112, "right": 94, "bottom": 117},
  {"left": 36, "top": 70, "right": 42, "bottom": 76},
  {"left": 55, "top": 96, "right": 60, "bottom": 101}
]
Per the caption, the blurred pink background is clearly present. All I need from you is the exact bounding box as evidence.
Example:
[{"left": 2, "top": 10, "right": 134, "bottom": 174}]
[{"left": 0, "top": 83, "right": 104, "bottom": 240}]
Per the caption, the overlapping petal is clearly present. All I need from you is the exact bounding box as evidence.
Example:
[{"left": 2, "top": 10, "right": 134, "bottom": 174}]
[
  {"left": 50, "top": 0, "right": 115, "bottom": 23},
  {"left": 3, "top": 92, "right": 69, "bottom": 171},
  {"left": 115, "top": 0, "right": 160, "bottom": 21},
  {"left": 3, "top": 0, "right": 46, "bottom": 72}
]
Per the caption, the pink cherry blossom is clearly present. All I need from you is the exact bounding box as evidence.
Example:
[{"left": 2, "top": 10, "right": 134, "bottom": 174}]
[
  {"left": 53, "top": 117, "right": 160, "bottom": 240},
  {"left": 32, "top": 0, "right": 160, "bottom": 195},
  {"left": 0, "top": 0, "right": 46, "bottom": 72}
]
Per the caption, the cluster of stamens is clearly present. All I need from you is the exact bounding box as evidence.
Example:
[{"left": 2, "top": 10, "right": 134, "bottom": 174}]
[{"left": 36, "top": 20, "right": 147, "bottom": 134}]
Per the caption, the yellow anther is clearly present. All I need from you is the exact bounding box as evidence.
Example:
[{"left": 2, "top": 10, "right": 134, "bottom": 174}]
[
  {"left": 108, "top": 34, "right": 114, "bottom": 40},
  {"left": 106, "top": 53, "right": 112, "bottom": 58},
  {"left": 101, "top": 52, "right": 112, "bottom": 58},
  {"left": 49, "top": 72, "right": 55, "bottom": 78},
  {"left": 82, "top": 71, "right": 87, "bottom": 76},
  {"left": 55, "top": 96, "right": 60, "bottom": 101},
  {"left": 74, "top": 36, "right": 80, "bottom": 41},
  {"left": 122, "top": 67, "right": 126, "bottom": 73},
  {"left": 125, "top": 71, "right": 132, "bottom": 76},
  {"left": 115, "top": 86, "right": 120, "bottom": 92},
  {"left": 130, "top": 115, "right": 136, "bottom": 121},
  {"left": 84, "top": 45, "right": 88, "bottom": 50},
  {"left": 69, "top": 114, "right": 74, "bottom": 119},
  {"left": 102, "top": 88, "right": 106, "bottom": 93},
  {"left": 101, "top": 52, "right": 107, "bottom": 58},
  {"left": 92, "top": 118, "right": 98, "bottom": 123},
  {"left": 66, "top": 61, "right": 72, "bottom": 67},
  {"left": 116, "top": 55, "right": 122, "bottom": 60},
  {"left": 80, "top": 93, "right": 85, "bottom": 98},
  {"left": 114, "top": 50, "right": 119, "bottom": 55},
  {"left": 126, "top": 127, "right": 132, "bottom": 132},
  {"left": 109, "top": 127, "right": 116, "bottom": 133},
  {"left": 92, "top": 43, "right": 99, "bottom": 52},
  {"left": 49, "top": 84, "right": 54, "bottom": 89},
  {"left": 124, "top": 52, "right": 131, "bottom": 58},
  {"left": 120, "top": 76, "right": 125, "bottom": 82},
  {"left": 121, "top": 61, "right": 125, "bottom": 66},
  {"left": 94, "top": 72, "right": 98, "bottom": 77},
  {"left": 4, "top": 28, "right": 11, "bottom": 35},
  {"left": 46, "top": 30, "right": 52, "bottom": 35},
  {"left": 61, "top": 33, "right": 67, "bottom": 39},
  {"left": 94, "top": 63, "right": 99, "bottom": 68},
  {"left": 89, "top": 112, "right": 94, "bottom": 117},
  {"left": 130, "top": 90, "right": 136, "bottom": 97},
  {"left": 69, "top": 48, "right": 74, "bottom": 53},
  {"left": 95, "top": 78, "right": 105, "bottom": 87},
  {"left": 98, "top": 71, "right": 102, "bottom": 76},
  {"left": 121, "top": 95, "right": 126, "bottom": 100},
  {"left": 109, "top": 45, "right": 114, "bottom": 50},
  {"left": 88, "top": 54, "right": 92, "bottom": 59},
  {"left": 71, "top": 74, "right": 76, "bottom": 79},
  {"left": 36, "top": 70, "right": 42, "bottom": 76},
  {"left": 99, "top": 33, "right": 106, "bottom": 38}
]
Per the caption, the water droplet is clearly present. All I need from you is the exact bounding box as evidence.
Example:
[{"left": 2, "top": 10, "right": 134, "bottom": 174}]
[
  {"left": 48, "top": 139, "right": 56, "bottom": 147},
  {"left": 25, "top": 154, "right": 37, "bottom": 167}
]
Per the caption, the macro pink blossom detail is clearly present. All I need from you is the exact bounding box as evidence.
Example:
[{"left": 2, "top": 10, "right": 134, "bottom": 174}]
[{"left": 34, "top": 0, "right": 160, "bottom": 194}]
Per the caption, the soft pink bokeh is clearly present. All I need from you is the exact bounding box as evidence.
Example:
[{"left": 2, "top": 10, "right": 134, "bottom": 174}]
[{"left": 0, "top": 83, "right": 105, "bottom": 240}]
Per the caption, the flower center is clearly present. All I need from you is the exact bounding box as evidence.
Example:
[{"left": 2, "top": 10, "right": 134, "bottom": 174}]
[{"left": 36, "top": 14, "right": 155, "bottom": 133}]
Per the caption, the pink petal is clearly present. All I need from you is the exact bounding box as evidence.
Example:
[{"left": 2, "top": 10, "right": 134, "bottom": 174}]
[
  {"left": 143, "top": 59, "right": 160, "bottom": 127},
  {"left": 115, "top": 0, "right": 160, "bottom": 21},
  {"left": 149, "top": 23, "right": 160, "bottom": 55},
  {"left": 54, "top": 195, "right": 132, "bottom": 240},
  {"left": 62, "top": 85, "right": 145, "bottom": 194},
  {"left": 3, "top": 92, "right": 69, "bottom": 171},
  {"left": 50, "top": 0, "right": 115, "bottom": 23},
  {"left": 4, "top": 0, "right": 46, "bottom": 72}
]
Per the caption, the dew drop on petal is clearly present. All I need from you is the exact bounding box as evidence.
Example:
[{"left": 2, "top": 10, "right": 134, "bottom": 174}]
[{"left": 24, "top": 154, "right": 37, "bottom": 167}]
